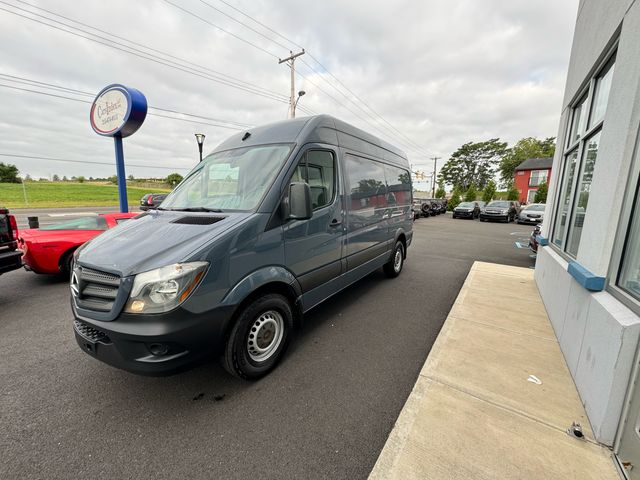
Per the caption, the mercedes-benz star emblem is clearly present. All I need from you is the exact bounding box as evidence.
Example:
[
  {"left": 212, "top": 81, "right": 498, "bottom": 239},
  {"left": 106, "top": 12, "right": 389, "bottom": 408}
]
[{"left": 70, "top": 270, "right": 80, "bottom": 297}]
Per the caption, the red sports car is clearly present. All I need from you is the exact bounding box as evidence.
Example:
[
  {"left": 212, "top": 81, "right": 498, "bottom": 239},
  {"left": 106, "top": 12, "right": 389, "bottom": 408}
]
[{"left": 18, "top": 213, "right": 138, "bottom": 276}]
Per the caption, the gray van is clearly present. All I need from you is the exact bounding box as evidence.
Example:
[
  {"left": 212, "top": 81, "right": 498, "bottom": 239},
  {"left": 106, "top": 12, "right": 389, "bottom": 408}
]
[{"left": 71, "top": 115, "right": 413, "bottom": 379}]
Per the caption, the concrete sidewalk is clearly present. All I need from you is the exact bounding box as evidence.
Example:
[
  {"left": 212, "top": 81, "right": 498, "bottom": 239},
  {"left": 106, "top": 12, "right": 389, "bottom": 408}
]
[{"left": 370, "top": 261, "right": 619, "bottom": 480}]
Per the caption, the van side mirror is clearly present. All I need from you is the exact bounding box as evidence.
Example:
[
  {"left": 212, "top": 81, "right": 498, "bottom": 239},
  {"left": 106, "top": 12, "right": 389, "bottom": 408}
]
[{"left": 287, "top": 182, "right": 312, "bottom": 220}]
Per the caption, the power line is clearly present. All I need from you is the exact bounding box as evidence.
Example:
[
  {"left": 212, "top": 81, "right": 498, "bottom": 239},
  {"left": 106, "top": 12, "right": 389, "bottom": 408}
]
[
  {"left": 0, "top": 80, "right": 251, "bottom": 130},
  {"left": 0, "top": 72, "right": 256, "bottom": 128},
  {"left": 161, "top": 0, "right": 280, "bottom": 59},
  {"left": 11, "top": 0, "right": 283, "bottom": 99},
  {"left": 199, "top": 0, "right": 291, "bottom": 52},
  {"left": 0, "top": 1, "right": 291, "bottom": 103},
  {"left": 205, "top": 0, "right": 432, "bottom": 153},
  {"left": 214, "top": 0, "right": 305, "bottom": 51},
  {"left": 165, "top": 1, "right": 423, "bottom": 149},
  {"left": 187, "top": 0, "right": 435, "bottom": 157},
  {"left": 0, "top": 153, "right": 192, "bottom": 171}
]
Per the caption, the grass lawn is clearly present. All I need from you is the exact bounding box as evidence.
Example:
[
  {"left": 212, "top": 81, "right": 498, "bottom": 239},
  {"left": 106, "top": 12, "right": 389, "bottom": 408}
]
[{"left": 0, "top": 182, "right": 171, "bottom": 208}]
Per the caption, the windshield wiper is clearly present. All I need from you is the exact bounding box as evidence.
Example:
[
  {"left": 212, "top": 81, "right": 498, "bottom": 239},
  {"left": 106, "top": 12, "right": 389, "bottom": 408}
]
[{"left": 164, "top": 207, "right": 224, "bottom": 213}]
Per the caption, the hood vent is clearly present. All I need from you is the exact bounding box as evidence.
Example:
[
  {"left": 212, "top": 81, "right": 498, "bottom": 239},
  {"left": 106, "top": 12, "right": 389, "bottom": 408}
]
[{"left": 171, "top": 216, "right": 226, "bottom": 225}]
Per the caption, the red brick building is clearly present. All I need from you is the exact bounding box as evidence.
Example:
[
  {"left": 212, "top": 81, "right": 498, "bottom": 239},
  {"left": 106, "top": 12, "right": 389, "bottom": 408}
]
[{"left": 514, "top": 157, "right": 553, "bottom": 204}]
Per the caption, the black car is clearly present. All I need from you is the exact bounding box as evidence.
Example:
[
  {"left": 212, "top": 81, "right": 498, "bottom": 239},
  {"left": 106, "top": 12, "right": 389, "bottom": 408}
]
[
  {"left": 140, "top": 193, "right": 168, "bottom": 211},
  {"left": 0, "top": 207, "right": 22, "bottom": 275},
  {"left": 479, "top": 200, "right": 519, "bottom": 222},
  {"left": 452, "top": 201, "right": 480, "bottom": 219}
]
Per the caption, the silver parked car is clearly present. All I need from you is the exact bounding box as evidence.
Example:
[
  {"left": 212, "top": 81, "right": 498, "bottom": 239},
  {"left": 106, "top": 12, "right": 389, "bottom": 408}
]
[{"left": 518, "top": 203, "right": 546, "bottom": 224}]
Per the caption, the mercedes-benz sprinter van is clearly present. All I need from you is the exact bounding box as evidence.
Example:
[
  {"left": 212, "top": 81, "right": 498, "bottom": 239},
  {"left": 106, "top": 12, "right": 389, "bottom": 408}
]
[{"left": 72, "top": 115, "right": 413, "bottom": 379}]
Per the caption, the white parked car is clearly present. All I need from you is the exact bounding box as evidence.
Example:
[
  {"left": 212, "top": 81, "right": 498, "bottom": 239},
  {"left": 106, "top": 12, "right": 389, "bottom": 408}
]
[{"left": 518, "top": 203, "right": 546, "bottom": 224}]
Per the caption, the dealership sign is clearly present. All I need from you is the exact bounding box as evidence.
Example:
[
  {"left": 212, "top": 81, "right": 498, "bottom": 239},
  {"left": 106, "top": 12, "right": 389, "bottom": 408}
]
[
  {"left": 90, "top": 84, "right": 147, "bottom": 138},
  {"left": 90, "top": 84, "right": 148, "bottom": 212}
]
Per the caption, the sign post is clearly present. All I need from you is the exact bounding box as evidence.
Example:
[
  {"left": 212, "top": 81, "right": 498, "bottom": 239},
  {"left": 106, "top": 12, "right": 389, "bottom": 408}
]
[{"left": 90, "top": 84, "right": 148, "bottom": 212}]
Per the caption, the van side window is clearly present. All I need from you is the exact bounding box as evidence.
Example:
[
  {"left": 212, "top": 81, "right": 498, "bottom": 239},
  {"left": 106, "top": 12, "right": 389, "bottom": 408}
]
[
  {"left": 293, "top": 150, "right": 335, "bottom": 210},
  {"left": 345, "top": 154, "right": 388, "bottom": 211},
  {"left": 384, "top": 165, "right": 411, "bottom": 207}
]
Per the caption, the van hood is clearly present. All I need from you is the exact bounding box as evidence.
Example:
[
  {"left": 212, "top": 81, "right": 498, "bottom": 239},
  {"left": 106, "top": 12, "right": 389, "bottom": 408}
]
[{"left": 76, "top": 210, "right": 252, "bottom": 277}]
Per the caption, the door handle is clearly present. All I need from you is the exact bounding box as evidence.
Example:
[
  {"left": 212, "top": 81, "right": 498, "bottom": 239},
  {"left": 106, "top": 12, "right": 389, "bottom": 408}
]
[{"left": 329, "top": 219, "right": 342, "bottom": 227}]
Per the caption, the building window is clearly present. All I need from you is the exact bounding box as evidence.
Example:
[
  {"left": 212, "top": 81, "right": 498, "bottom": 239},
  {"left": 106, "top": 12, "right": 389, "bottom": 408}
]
[
  {"left": 529, "top": 170, "right": 549, "bottom": 187},
  {"left": 619, "top": 197, "right": 640, "bottom": 301},
  {"left": 551, "top": 52, "right": 615, "bottom": 256}
]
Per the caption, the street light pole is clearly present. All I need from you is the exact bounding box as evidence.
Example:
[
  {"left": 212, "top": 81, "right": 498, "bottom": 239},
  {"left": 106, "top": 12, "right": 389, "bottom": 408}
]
[{"left": 195, "top": 133, "right": 206, "bottom": 162}]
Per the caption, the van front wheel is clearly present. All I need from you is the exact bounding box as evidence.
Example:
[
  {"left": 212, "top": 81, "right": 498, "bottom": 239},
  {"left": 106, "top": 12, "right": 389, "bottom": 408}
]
[
  {"left": 223, "top": 294, "right": 293, "bottom": 380},
  {"left": 384, "top": 241, "right": 405, "bottom": 278}
]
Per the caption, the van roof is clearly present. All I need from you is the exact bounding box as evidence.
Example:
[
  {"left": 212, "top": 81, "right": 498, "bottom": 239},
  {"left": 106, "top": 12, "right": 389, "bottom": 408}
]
[{"left": 213, "top": 114, "right": 408, "bottom": 167}]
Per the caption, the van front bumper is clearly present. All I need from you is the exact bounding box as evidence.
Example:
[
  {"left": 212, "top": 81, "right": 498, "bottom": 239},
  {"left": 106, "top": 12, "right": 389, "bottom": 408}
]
[{"left": 72, "top": 306, "right": 234, "bottom": 376}]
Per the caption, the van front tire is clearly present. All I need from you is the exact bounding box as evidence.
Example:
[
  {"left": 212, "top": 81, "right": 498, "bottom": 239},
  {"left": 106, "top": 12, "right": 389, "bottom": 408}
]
[
  {"left": 384, "top": 241, "right": 405, "bottom": 278},
  {"left": 223, "top": 294, "right": 293, "bottom": 380}
]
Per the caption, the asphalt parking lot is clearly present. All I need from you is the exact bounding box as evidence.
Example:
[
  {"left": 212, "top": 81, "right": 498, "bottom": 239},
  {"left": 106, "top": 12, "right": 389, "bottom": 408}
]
[{"left": 0, "top": 213, "right": 534, "bottom": 480}]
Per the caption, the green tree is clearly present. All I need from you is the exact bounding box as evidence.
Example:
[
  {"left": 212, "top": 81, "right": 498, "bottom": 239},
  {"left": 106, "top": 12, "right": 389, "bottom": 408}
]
[
  {"left": 0, "top": 162, "right": 20, "bottom": 183},
  {"left": 439, "top": 139, "right": 507, "bottom": 191},
  {"left": 167, "top": 173, "right": 184, "bottom": 187},
  {"left": 447, "top": 186, "right": 462, "bottom": 211},
  {"left": 435, "top": 182, "right": 446, "bottom": 198},
  {"left": 506, "top": 182, "right": 520, "bottom": 201},
  {"left": 62, "top": 175, "right": 68, "bottom": 182},
  {"left": 108, "top": 175, "right": 118, "bottom": 184},
  {"left": 534, "top": 182, "right": 548, "bottom": 203},
  {"left": 128, "top": 174, "right": 135, "bottom": 181},
  {"left": 77, "top": 176, "right": 85, "bottom": 183},
  {"left": 464, "top": 184, "right": 478, "bottom": 201},
  {"left": 499, "top": 137, "right": 555, "bottom": 187},
  {"left": 52, "top": 174, "right": 60, "bottom": 182},
  {"left": 482, "top": 180, "right": 497, "bottom": 203}
]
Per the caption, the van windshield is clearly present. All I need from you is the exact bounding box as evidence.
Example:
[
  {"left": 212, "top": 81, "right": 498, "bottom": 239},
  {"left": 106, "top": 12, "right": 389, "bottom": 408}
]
[{"left": 161, "top": 144, "right": 293, "bottom": 212}]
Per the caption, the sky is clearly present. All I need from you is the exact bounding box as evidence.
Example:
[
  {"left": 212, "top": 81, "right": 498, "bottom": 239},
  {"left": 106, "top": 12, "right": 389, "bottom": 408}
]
[{"left": 0, "top": 0, "right": 579, "bottom": 190}]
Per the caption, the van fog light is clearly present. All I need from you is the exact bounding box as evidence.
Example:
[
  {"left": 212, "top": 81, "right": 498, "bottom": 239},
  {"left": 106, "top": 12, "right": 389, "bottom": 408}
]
[{"left": 148, "top": 343, "right": 170, "bottom": 356}]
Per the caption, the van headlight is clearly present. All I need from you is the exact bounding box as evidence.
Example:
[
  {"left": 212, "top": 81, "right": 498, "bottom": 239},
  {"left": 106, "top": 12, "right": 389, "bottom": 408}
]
[{"left": 124, "top": 262, "right": 209, "bottom": 314}]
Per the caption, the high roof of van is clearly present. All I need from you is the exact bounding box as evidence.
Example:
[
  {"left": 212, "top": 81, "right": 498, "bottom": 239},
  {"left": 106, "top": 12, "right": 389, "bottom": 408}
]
[{"left": 213, "top": 114, "right": 409, "bottom": 167}]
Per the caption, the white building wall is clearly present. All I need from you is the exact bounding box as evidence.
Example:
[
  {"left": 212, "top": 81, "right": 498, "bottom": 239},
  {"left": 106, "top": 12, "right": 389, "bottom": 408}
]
[{"left": 536, "top": 0, "right": 640, "bottom": 446}]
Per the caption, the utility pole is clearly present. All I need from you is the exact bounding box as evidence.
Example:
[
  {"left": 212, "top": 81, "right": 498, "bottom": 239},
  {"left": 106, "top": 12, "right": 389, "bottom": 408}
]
[
  {"left": 431, "top": 156, "right": 441, "bottom": 197},
  {"left": 279, "top": 49, "right": 305, "bottom": 118}
]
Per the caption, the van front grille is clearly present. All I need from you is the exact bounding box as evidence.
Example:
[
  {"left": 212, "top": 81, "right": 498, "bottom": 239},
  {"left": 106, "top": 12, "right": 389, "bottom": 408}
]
[{"left": 71, "top": 266, "right": 121, "bottom": 313}]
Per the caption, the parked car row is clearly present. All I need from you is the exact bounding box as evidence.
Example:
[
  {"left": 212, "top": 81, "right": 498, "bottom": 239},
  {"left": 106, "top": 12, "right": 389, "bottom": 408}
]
[
  {"left": 451, "top": 200, "right": 546, "bottom": 224},
  {"left": 140, "top": 193, "right": 168, "bottom": 211},
  {"left": 413, "top": 198, "right": 448, "bottom": 219}
]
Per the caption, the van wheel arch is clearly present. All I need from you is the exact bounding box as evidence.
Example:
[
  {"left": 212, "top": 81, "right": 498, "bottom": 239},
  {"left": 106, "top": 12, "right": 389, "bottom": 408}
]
[
  {"left": 395, "top": 232, "right": 407, "bottom": 259},
  {"left": 225, "top": 282, "right": 302, "bottom": 337}
]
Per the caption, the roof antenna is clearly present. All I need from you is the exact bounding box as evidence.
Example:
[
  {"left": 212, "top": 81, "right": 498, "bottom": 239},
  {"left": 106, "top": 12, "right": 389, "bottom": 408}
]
[{"left": 242, "top": 132, "right": 251, "bottom": 141}]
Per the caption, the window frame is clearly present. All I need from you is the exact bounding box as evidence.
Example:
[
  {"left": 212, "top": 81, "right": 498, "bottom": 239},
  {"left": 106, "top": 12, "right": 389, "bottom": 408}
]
[
  {"left": 550, "top": 47, "right": 617, "bottom": 258},
  {"left": 292, "top": 148, "right": 337, "bottom": 211},
  {"left": 529, "top": 169, "right": 549, "bottom": 187},
  {"left": 608, "top": 124, "right": 640, "bottom": 315}
]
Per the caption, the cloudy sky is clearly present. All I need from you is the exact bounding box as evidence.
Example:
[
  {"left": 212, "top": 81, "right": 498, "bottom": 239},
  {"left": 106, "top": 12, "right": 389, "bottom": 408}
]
[{"left": 0, "top": 0, "right": 578, "bottom": 189}]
